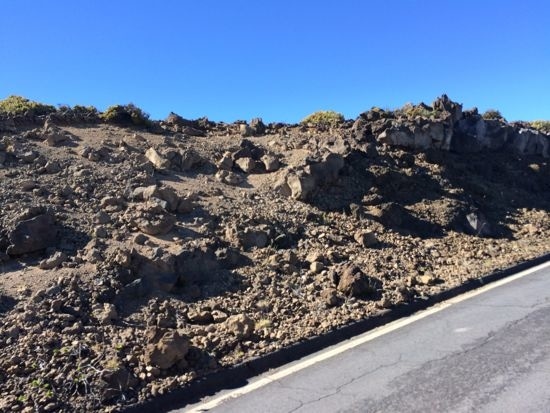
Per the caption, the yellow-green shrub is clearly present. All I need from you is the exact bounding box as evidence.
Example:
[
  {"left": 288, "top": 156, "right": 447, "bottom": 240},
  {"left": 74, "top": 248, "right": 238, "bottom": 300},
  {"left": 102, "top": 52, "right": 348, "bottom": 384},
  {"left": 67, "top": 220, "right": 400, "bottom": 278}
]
[
  {"left": 0, "top": 95, "right": 56, "bottom": 116},
  {"left": 301, "top": 110, "right": 344, "bottom": 127},
  {"left": 530, "top": 120, "right": 550, "bottom": 134},
  {"left": 101, "top": 103, "right": 150, "bottom": 126}
]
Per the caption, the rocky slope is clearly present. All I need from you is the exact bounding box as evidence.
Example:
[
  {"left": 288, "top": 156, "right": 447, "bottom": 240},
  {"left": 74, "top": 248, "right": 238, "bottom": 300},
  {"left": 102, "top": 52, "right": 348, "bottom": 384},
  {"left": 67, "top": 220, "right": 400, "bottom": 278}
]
[{"left": 0, "top": 96, "right": 549, "bottom": 412}]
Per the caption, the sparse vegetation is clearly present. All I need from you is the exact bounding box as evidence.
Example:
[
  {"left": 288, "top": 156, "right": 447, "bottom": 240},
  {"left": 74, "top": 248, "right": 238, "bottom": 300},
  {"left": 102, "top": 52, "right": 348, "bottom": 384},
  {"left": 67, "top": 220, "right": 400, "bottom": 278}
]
[
  {"left": 301, "top": 110, "right": 344, "bottom": 127},
  {"left": 397, "top": 103, "right": 436, "bottom": 119},
  {"left": 255, "top": 318, "right": 272, "bottom": 330},
  {"left": 0, "top": 95, "right": 56, "bottom": 116},
  {"left": 57, "top": 104, "right": 100, "bottom": 122},
  {"left": 100, "top": 103, "right": 150, "bottom": 126},
  {"left": 530, "top": 120, "right": 550, "bottom": 134},
  {"left": 482, "top": 109, "right": 504, "bottom": 120}
]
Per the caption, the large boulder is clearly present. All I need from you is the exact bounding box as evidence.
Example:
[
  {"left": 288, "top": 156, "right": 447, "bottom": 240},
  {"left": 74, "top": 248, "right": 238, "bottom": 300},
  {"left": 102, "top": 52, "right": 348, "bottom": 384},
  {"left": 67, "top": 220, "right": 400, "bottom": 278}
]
[
  {"left": 509, "top": 128, "right": 549, "bottom": 158},
  {"left": 131, "top": 249, "right": 179, "bottom": 292},
  {"left": 145, "top": 147, "right": 170, "bottom": 170},
  {"left": 432, "top": 94, "right": 463, "bottom": 124},
  {"left": 144, "top": 330, "right": 190, "bottom": 370},
  {"left": 133, "top": 185, "right": 181, "bottom": 212},
  {"left": 132, "top": 203, "right": 176, "bottom": 235},
  {"left": 277, "top": 153, "right": 345, "bottom": 201},
  {"left": 7, "top": 212, "right": 57, "bottom": 255},
  {"left": 378, "top": 127, "right": 415, "bottom": 148},
  {"left": 337, "top": 265, "right": 377, "bottom": 298},
  {"left": 286, "top": 172, "right": 317, "bottom": 201}
]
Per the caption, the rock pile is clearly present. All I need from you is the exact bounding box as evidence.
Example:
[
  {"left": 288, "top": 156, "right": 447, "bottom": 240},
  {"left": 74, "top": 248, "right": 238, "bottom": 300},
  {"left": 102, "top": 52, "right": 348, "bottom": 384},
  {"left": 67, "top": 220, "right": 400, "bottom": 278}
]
[{"left": 0, "top": 96, "right": 548, "bottom": 412}]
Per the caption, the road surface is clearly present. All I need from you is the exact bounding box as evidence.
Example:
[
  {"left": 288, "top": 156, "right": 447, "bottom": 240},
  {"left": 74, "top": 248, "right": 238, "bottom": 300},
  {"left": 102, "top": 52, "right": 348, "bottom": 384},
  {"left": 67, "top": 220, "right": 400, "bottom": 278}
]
[{"left": 181, "top": 261, "right": 550, "bottom": 413}]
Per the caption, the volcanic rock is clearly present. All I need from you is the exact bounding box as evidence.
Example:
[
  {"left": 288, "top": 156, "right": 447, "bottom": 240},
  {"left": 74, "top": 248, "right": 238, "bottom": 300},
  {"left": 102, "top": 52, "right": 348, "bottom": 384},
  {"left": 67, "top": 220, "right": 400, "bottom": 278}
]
[{"left": 7, "top": 212, "right": 57, "bottom": 255}]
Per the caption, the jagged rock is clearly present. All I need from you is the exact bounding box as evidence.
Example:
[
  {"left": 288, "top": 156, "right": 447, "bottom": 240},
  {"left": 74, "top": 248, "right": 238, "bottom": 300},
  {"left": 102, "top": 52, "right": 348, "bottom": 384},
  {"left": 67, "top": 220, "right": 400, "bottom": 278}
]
[
  {"left": 99, "top": 367, "right": 137, "bottom": 401},
  {"left": 43, "top": 126, "right": 69, "bottom": 147},
  {"left": 131, "top": 249, "right": 179, "bottom": 292},
  {"left": 278, "top": 153, "right": 343, "bottom": 200},
  {"left": 187, "top": 310, "right": 214, "bottom": 324},
  {"left": 93, "top": 303, "right": 118, "bottom": 325},
  {"left": 18, "top": 150, "right": 39, "bottom": 163},
  {"left": 321, "top": 288, "right": 339, "bottom": 307},
  {"left": 250, "top": 118, "right": 266, "bottom": 136},
  {"left": 181, "top": 126, "right": 206, "bottom": 137},
  {"left": 261, "top": 154, "right": 279, "bottom": 172},
  {"left": 0, "top": 118, "right": 16, "bottom": 132},
  {"left": 353, "top": 230, "right": 378, "bottom": 247},
  {"left": 226, "top": 225, "right": 270, "bottom": 250},
  {"left": 217, "top": 152, "right": 233, "bottom": 170},
  {"left": 140, "top": 185, "right": 180, "bottom": 212},
  {"left": 337, "top": 265, "right": 377, "bottom": 297},
  {"left": 94, "top": 226, "right": 108, "bottom": 238},
  {"left": 94, "top": 211, "right": 111, "bottom": 225},
  {"left": 145, "top": 148, "right": 170, "bottom": 170},
  {"left": 510, "top": 128, "right": 549, "bottom": 157},
  {"left": 432, "top": 94, "right": 463, "bottom": 124},
  {"left": 44, "top": 160, "right": 61, "bottom": 174},
  {"left": 310, "top": 261, "right": 325, "bottom": 273},
  {"left": 235, "top": 157, "right": 256, "bottom": 173},
  {"left": 215, "top": 170, "right": 243, "bottom": 186},
  {"left": 39, "top": 251, "right": 67, "bottom": 269},
  {"left": 366, "top": 202, "right": 404, "bottom": 227},
  {"left": 224, "top": 314, "right": 254, "bottom": 339},
  {"left": 174, "top": 245, "right": 220, "bottom": 284},
  {"left": 286, "top": 172, "right": 317, "bottom": 201},
  {"left": 144, "top": 330, "right": 190, "bottom": 369},
  {"left": 7, "top": 212, "right": 57, "bottom": 255},
  {"left": 20, "top": 180, "right": 37, "bottom": 191},
  {"left": 308, "top": 153, "right": 345, "bottom": 184},
  {"left": 177, "top": 196, "right": 195, "bottom": 214},
  {"left": 464, "top": 211, "right": 493, "bottom": 237},
  {"left": 240, "top": 124, "right": 254, "bottom": 137},
  {"left": 133, "top": 204, "right": 176, "bottom": 235},
  {"left": 378, "top": 127, "right": 415, "bottom": 148},
  {"left": 175, "top": 148, "right": 202, "bottom": 171}
]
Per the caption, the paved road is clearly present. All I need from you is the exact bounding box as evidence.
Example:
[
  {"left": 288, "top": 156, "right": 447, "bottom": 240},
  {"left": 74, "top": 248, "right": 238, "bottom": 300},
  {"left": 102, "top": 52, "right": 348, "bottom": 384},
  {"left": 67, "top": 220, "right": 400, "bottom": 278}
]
[{"left": 182, "top": 261, "right": 550, "bottom": 413}]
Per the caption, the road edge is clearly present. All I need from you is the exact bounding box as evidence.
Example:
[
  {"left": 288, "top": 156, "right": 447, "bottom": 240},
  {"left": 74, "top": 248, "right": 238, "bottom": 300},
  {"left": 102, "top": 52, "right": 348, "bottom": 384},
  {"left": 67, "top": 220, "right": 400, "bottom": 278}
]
[{"left": 122, "top": 252, "right": 550, "bottom": 413}]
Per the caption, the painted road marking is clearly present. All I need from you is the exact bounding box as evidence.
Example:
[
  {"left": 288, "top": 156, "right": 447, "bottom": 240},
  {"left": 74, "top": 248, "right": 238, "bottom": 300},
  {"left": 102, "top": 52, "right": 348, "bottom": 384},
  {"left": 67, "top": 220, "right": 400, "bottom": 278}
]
[{"left": 184, "top": 260, "right": 550, "bottom": 412}]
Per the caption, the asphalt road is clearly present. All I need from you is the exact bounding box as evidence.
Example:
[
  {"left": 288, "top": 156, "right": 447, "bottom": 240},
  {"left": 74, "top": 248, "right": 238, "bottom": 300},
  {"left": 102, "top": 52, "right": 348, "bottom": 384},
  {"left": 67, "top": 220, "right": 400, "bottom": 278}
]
[{"left": 182, "top": 261, "right": 550, "bottom": 413}]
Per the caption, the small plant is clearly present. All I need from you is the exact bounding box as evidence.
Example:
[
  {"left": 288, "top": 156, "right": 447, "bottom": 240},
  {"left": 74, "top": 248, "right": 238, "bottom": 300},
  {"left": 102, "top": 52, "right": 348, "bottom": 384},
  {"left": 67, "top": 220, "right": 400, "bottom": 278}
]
[
  {"left": 103, "top": 357, "right": 120, "bottom": 370},
  {"left": 255, "top": 318, "right": 272, "bottom": 330},
  {"left": 398, "top": 103, "right": 436, "bottom": 119},
  {"left": 301, "top": 110, "right": 344, "bottom": 127},
  {"left": 482, "top": 109, "right": 504, "bottom": 120},
  {"left": 530, "top": 120, "right": 550, "bottom": 134},
  {"left": 100, "top": 103, "right": 150, "bottom": 126},
  {"left": 0, "top": 95, "right": 56, "bottom": 116}
]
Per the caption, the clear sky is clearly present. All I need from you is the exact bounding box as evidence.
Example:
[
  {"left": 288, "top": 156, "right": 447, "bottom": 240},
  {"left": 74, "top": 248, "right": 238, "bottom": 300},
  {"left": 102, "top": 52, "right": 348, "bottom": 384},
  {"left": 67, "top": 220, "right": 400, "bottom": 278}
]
[{"left": 1, "top": 0, "right": 549, "bottom": 123}]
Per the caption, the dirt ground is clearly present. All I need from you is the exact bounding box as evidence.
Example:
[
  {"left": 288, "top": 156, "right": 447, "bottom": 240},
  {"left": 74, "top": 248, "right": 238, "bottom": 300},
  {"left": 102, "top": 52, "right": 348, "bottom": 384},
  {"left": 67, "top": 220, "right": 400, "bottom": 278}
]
[{"left": 0, "top": 109, "right": 549, "bottom": 411}]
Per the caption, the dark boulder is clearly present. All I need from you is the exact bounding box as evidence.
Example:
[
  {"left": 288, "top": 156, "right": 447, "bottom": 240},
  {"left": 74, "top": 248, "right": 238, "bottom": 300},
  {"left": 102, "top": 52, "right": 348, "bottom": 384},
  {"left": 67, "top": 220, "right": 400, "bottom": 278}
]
[{"left": 7, "top": 212, "right": 57, "bottom": 255}]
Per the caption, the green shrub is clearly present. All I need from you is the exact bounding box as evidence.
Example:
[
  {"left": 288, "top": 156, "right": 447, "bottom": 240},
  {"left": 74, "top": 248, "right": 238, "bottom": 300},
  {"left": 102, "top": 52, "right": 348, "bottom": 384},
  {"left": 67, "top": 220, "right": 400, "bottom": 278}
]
[
  {"left": 71, "top": 105, "right": 99, "bottom": 116},
  {"left": 57, "top": 104, "right": 100, "bottom": 123},
  {"left": 0, "top": 95, "right": 56, "bottom": 116},
  {"left": 396, "top": 103, "right": 436, "bottom": 119},
  {"left": 101, "top": 103, "right": 150, "bottom": 126},
  {"left": 301, "top": 110, "right": 344, "bottom": 127},
  {"left": 529, "top": 120, "right": 550, "bottom": 134},
  {"left": 482, "top": 109, "right": 504, "bottom": 120}
]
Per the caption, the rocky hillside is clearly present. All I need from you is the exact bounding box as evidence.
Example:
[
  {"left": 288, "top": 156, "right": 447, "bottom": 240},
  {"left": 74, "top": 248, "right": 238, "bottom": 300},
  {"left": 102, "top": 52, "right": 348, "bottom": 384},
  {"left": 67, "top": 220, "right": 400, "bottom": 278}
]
[{"left": 0, "top": 95, "right": 549, "bottom": 412}]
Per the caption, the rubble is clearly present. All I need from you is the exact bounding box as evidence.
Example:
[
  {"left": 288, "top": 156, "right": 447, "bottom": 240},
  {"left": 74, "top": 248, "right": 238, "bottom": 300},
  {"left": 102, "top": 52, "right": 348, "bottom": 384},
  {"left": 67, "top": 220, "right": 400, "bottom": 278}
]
[{"left": 0, "top": 95, "right": 548, "bottom": 412}]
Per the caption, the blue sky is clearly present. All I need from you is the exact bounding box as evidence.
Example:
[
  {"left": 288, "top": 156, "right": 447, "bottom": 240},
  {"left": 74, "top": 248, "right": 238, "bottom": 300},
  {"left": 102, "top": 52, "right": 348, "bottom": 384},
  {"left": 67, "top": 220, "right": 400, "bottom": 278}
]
[{"left": 1, "top": 1, "right": 549, "bottom": 122}]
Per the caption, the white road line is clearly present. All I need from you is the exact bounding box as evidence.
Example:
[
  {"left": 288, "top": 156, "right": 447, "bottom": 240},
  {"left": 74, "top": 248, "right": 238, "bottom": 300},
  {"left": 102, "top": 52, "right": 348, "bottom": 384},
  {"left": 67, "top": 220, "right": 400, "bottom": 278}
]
[{"left": 184, "top": 260, "right": 550, "bottom": 412}]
